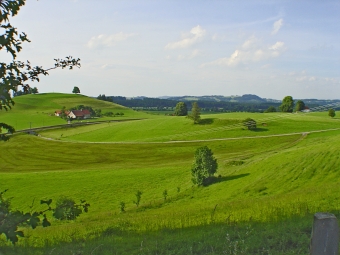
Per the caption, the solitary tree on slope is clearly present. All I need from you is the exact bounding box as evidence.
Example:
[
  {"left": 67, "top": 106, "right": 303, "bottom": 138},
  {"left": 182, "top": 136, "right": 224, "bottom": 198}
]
[
  {"left": 191, "top": 146, "right": 218, "bottom": 186},
  {"left": 188, "top": 102, "right": 201, "bottom": 124}
]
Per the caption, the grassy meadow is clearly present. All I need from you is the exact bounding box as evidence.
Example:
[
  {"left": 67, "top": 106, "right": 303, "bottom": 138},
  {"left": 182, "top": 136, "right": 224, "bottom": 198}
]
[{"left": 1, "top": 93, "right": 340, "bottom": 254}]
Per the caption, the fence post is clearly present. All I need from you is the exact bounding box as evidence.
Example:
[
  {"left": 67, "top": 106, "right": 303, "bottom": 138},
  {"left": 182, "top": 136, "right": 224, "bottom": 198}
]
[{"left": 310, "top": 212, "right": 339, "bottom": 255}]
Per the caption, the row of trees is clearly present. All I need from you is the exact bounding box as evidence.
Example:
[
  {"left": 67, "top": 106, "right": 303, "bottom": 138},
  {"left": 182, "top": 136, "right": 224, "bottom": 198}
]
[
  {"left": 279, "top": 96, "right": 337, "bottom": 117},
  {"left": 278, "top": 96, "right": 305, "bottom": 112},
  {"left": 174, "top": 102, "right": 201, "bottom": 124},
  {"left": 13, "top": 86, "right": 38, "bottom": 96}
]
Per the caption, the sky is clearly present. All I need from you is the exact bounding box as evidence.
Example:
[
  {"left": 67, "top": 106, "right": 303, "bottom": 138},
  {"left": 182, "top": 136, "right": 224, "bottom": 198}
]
[{"left": 3, "top": 0, "right": 340, "bottom": 99}]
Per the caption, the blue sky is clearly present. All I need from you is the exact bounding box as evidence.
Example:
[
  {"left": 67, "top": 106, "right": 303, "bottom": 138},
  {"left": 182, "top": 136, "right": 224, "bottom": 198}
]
[{"left": 6, "top": 0, "right": 340, "bottom": 99}]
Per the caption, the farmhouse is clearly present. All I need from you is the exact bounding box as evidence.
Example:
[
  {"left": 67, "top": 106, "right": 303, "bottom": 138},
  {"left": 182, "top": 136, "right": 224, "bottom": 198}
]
[
  {"left": 302, "top": 106, "right": 310, "bottom": 113},
  {"left": 68, "top": 109, "right": 91, "bottom": 119}
]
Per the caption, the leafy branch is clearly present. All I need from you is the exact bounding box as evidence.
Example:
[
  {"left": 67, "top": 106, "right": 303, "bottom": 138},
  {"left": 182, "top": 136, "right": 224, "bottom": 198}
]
[{"left": 0, "top": 189, "right": 90, "bottom": 244}]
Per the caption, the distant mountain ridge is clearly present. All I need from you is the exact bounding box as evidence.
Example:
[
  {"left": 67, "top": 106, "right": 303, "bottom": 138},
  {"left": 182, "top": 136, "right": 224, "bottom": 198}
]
[
  {"left": 159, "top": 94, "right": 340, "bottom": 105},
  {"left": 96, "top": 94, "right": 340, "bottom": 113}
]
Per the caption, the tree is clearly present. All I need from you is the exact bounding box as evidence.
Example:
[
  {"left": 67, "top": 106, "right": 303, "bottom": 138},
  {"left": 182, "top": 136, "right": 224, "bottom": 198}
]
[
  {"left": 30, "top": 86, "right": 38, "bottom": 94},
  {"left": 94, "top": 108, "right": 102, "bottom": 117},
  {"left": 191, "top": 146, "right": 218, "bottom": 186},
  {"left": 294, "top": 100, "right": 305, "bottom": 112},
  {"left": 119, "top": 201, "right": 126, "bottom": 213},
  {"left": 133, "top": 190, "right": 142, "bottom": 207},
  {"left": 0, "top": 0, "right": 87, "bottom": 244},
  {"left": 174, "top": 102, "right": 188, "bottom": 116},
  {"left": 328, "top": 108, "right": 336, "bottom": 118},
  {"left": 243, "top": 118, "right": 257, "bottom": 130},
  {"left": 188, "top": 102, "right": 201, "bottom": 124},
  {"left": 162, "top": 189, "right": 168, "bottom": 201},
  {"left": 0, "top": 0, "right": 81, "bottom": 141},
  {"left": 13, "top": 86, "right": 38, "bottom": 96},
  {"left": 264, "top": 106, "right": 277, "bottom": 113},
  {"left": 72, "top": 86, "right": 80, "bottom": 94},
  {"left": 279, "top": 96, "right": 294, "bottom": 112}
]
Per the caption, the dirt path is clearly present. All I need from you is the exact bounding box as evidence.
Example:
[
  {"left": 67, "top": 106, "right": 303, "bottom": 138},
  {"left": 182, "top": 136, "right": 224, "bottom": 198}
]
[{"left": 37, "top": 128, "right": 340, "bottom": 144}]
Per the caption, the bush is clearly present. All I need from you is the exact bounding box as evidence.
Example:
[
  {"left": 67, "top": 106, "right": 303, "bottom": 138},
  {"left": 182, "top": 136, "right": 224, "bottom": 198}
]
[{"left": 243, "top": 118, "right": 257, "bottom": 130}]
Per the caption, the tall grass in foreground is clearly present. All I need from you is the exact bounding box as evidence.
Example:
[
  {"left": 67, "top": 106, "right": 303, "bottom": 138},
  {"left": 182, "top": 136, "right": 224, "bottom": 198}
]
[{"left": 0, "top": 213, "right": 321, "bottom": 254}]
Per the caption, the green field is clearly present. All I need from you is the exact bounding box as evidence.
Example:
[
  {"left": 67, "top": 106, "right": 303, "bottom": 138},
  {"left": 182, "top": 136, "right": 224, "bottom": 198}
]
[{"left": 1, "top": 93, "right": 340, "bottom": 254}]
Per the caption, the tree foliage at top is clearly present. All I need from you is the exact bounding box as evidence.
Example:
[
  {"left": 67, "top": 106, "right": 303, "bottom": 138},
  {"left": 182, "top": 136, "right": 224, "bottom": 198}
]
[
  {"left": 72, "top": 86, "right": 80, "bottom": 94},
  {"left": 191, "top": 146, "right": 218, "bottom": 186},
  {"left": 174, "top": 102, "right": 188, "bottom": 116},
  {"left": 0, "top": 0, "right": 80, "bottom": 141},
  {"left": 188, "top": 102, "right": 201, "bottom": 124},
  {"left": 279, "top": 96, "right": 294, "bottom": 113},
  {"left": 0, "top": 0, "right": 89, "bottom": 246}
]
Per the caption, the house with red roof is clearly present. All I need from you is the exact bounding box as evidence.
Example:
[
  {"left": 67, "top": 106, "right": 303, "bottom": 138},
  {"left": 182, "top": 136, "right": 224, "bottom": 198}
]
[{"left": 68, "top": 109, "right": 91, "bottom": 119}]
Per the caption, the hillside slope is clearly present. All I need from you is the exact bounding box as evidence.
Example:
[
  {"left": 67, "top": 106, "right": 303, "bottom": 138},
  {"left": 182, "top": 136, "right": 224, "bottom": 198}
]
[{"left": 0, "top": 93, "right": 149, "bottom": 130}]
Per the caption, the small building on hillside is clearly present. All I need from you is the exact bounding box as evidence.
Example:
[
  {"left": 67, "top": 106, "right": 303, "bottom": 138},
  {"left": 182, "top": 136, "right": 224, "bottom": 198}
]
[
  {"left": 55, "top": 110, "right": 70, "bottom": 117},
  {"left": 81, "top": 109, "right": 91, "bottom": 118},
  {"left": 302, "top": 106, "right": 311, "bottom": 113}
]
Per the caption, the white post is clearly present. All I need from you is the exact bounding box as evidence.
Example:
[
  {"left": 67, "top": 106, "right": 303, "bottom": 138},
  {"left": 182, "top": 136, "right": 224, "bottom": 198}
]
[{"left": 310, "top": 212, "right": 339, "bottom": 255}]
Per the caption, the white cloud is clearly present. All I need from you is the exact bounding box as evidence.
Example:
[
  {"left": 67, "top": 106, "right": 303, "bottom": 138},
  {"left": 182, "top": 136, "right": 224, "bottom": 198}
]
[
  {"left": 272, "top": 19, "right": 283, "bottom": 35},
  {"left": 242, "top": 36, "right": 257, "bottom": 50},
  {"left": 202, "top": 38, "right": 285, "bottom": 67},
  {"left": 269, "top": 41, "right": 284, "bottom": 51},
  {"left": 87, "top": 32, "right": 136, "bottom": 49},
  {"left": 175, "top": 49, "right": 202, "bottom": 61},
  {"left": 296, "top": 76, "right": 308, "bottom": 82},
  {"left": 288, "top": 71, "right": 320, "bottom": 83},
  {"left": 165, "top": 25, "right": 206, "bottom": 49}
]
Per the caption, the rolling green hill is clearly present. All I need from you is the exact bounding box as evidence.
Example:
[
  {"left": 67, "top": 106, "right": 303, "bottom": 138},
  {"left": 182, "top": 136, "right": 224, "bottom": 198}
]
[
  {"left": 39, "top": 111, "right": 340, "bottom": 142},
  {"left": 0, "top": 93, "right": 150, "bottom": 131},
  {"left": 1, "top": 94, "right": 340, "bottom": 254}
]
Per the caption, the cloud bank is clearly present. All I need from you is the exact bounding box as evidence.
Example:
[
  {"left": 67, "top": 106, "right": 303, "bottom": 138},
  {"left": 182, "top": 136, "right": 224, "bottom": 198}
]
[{"left": 202, "top": 38, "right": 285, "bottom": 67}]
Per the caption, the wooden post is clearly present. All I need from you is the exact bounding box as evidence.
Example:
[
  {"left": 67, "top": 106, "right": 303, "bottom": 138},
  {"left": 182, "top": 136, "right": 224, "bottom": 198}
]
[{"left": 310, "top": 212, "right": 339, "bottom": 255}]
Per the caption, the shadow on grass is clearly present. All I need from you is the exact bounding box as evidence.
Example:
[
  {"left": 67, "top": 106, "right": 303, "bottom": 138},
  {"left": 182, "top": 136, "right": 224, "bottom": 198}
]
[
  {"left": 204, "top": 173, "right": 250, "bottom": 186},
  {"left": 198, "top": 118, "right": 215, "bottom": 125},
  {"left": 252, "top": 128, "right": 269, "bottom": 132}
]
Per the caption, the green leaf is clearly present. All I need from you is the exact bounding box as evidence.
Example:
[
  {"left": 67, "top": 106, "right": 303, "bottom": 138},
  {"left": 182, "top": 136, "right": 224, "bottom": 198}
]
[
  {"left": 40, "top": 198, "right": 52, "bottom": 206},
  {"left": 42, "top": 215, "right": 51, "bottom": 227},
  {"left": 29, "top": 215, "right": 40, "bottom": 229}
]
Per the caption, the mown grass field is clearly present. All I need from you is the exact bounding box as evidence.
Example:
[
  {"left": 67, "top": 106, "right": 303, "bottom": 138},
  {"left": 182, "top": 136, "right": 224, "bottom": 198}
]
[{"left": 1, "top": 93, "right": 340, "bottom": 254}]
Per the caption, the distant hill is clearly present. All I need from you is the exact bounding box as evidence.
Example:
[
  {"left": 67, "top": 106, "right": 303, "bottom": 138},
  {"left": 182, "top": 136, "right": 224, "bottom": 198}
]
[{"left": 97, "top": 93, "right": 340, "bottom": 113}]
